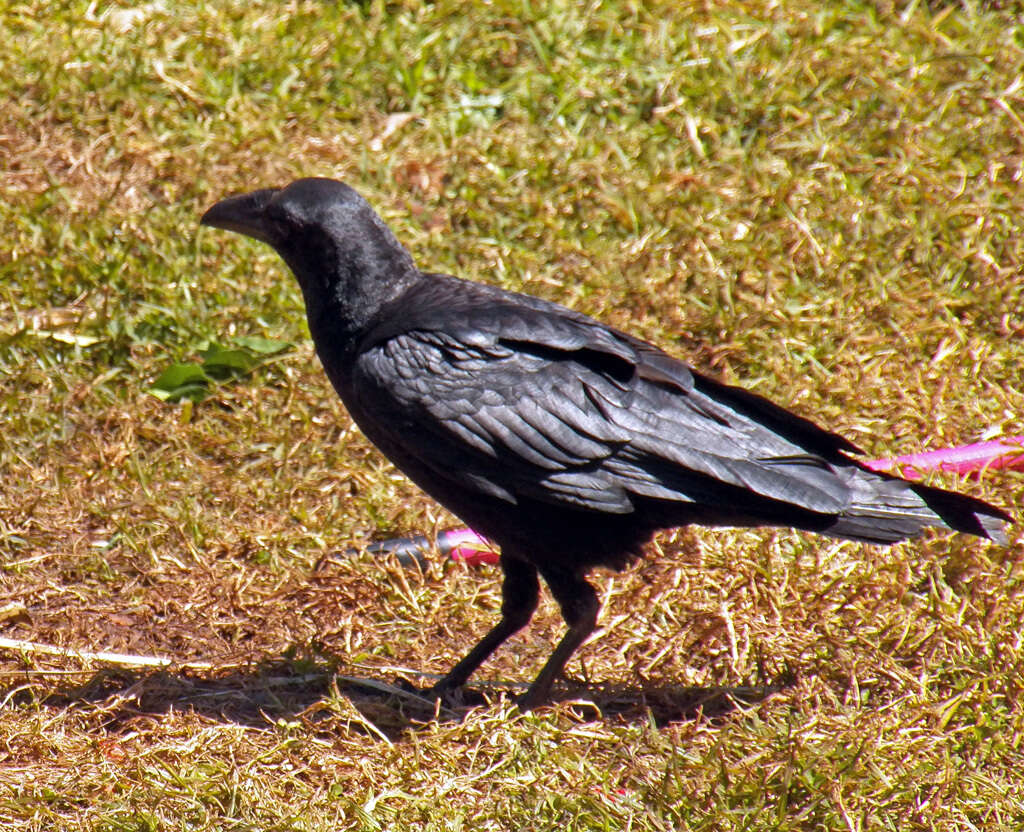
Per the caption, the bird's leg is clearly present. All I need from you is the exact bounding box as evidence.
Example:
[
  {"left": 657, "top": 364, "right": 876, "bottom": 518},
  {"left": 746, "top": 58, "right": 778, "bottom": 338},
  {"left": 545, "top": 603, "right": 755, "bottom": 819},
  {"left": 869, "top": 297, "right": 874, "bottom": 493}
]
[
  {"left": 518, "top": 570, "right": 600, "bottom": 710},
  {"left": 429, "top": 554, "right": 539, "bottom": 699}
]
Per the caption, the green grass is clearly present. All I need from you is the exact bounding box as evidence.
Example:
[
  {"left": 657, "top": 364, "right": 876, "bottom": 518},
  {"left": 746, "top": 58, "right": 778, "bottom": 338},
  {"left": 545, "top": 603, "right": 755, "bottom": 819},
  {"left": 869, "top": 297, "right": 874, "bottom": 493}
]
[{"left": 2, "top": 0, "right": 1023, "bottom": 829}]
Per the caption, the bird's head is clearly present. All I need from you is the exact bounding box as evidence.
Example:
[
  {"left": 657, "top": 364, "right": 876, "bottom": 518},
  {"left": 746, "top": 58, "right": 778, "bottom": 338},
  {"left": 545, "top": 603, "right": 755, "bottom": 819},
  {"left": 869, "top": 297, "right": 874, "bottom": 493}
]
[{"left": 201, "top": 178, "right": 419, "bottom": 336}]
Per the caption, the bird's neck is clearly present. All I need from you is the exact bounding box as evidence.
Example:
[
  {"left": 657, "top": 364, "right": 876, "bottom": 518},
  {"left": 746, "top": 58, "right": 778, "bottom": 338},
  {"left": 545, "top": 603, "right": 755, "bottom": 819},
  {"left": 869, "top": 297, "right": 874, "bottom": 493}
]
[{"left": 280, "top": 234, "right": 421, "bottom": 346}]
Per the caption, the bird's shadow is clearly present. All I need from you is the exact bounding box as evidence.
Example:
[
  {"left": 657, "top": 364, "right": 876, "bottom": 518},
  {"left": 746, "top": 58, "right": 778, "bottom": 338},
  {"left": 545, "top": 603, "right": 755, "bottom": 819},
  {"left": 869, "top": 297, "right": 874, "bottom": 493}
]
[{"left": 13, "top": 657, "right": 791, "bottom": 741}]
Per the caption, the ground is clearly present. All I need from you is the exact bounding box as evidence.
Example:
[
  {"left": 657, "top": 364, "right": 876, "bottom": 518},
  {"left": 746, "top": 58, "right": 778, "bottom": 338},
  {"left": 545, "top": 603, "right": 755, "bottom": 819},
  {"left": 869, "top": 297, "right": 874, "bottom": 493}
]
[{"left": 1, "top": 1, "right": 1023, "bottom": 829}]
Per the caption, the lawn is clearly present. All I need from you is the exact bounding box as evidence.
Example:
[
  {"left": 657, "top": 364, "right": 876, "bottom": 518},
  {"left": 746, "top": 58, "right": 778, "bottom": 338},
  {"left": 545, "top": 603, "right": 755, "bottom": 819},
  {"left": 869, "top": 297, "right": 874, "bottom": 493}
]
[{"left": 1, "top": 1, "right": 1023, "bottom": 829}]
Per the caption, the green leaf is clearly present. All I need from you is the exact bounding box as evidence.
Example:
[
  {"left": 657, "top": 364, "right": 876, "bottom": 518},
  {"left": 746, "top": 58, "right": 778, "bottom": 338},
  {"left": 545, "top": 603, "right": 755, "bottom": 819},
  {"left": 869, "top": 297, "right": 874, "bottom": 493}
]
[
  {"left": 233, "top": 335, "right": 292, "bottom": 355},
  {"left": 149, "top": 335, "right": 292, "bottom": 403},
  {"left": 198, "top": 344, "right": 259, "bottom": 379},
  {"left": 149, "top": 363, "right": 210, "bottom": 402}
]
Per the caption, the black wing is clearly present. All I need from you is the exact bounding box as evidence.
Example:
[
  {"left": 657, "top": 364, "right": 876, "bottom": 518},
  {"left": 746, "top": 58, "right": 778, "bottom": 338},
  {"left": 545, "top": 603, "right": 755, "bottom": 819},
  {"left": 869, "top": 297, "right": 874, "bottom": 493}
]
[{"left": 350, "top": 276, "right": 860, "bottom": 516}]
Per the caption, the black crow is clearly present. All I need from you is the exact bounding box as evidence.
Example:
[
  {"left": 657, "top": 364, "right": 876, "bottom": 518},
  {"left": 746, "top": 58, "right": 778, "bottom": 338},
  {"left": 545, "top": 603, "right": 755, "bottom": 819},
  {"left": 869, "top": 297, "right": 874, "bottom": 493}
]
[{"left": 201, "top": 178, "right": 1010, "bottom": 709}]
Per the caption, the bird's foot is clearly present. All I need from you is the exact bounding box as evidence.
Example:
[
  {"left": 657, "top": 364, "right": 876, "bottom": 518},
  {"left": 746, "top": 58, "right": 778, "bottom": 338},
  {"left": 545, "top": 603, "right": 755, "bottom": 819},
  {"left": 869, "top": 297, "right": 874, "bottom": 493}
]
[
  {"left": 514, "top": 680, "right": 554, "bottom": 712},
  {"left": 424, "top": 679, "right": 470, "bottom": 708},
  {"left": 514, "top": 691, "right": 542, "bottom": 711}
]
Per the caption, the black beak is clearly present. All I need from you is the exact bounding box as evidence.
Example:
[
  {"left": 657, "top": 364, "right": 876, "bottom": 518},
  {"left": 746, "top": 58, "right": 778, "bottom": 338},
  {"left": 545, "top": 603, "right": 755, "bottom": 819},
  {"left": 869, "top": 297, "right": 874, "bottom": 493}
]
[{"left": 200, "top": 188, "right": 281, "bottom": 245}]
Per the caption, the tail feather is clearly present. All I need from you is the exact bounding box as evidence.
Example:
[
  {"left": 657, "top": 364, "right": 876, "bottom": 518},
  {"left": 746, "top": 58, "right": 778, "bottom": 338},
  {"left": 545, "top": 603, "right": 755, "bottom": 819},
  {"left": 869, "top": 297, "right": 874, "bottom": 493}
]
[
  {"left": 826, "top": 469, "right": 1011, "bottom": 546},
  {"left": 905, "top": 481, "right": 1010, "bottom": 545}
]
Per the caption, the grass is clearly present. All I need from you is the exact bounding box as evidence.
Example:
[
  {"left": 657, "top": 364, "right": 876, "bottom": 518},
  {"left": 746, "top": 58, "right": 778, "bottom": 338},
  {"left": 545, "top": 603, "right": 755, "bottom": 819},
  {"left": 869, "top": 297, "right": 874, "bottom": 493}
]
[{"left": 1, "top": 0, "right": 1023, "bottom": 828}]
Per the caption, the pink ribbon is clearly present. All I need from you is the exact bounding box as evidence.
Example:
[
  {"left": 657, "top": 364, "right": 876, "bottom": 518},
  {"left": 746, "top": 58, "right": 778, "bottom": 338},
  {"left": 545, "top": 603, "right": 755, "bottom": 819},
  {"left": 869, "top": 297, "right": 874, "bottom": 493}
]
[{"left": 863, "top": 435, "right": 1024, "bottom": 479}]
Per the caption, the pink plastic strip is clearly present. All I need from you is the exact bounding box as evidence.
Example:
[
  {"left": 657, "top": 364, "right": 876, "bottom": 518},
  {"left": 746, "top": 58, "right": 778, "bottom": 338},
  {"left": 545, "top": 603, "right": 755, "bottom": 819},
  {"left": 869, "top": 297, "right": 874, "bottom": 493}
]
[{"left": 863, "top": 435, "right": 1024, "bottom": 479}]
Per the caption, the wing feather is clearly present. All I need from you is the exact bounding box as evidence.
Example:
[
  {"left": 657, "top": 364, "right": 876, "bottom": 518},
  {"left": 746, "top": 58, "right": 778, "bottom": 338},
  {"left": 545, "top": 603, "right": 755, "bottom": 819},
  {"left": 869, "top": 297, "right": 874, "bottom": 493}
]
[{"left": 351, "top": 280, "right": 857, "bottom": 517}]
